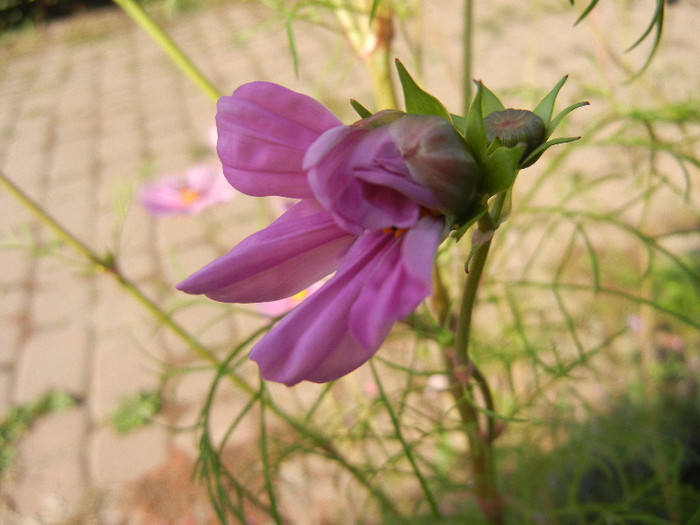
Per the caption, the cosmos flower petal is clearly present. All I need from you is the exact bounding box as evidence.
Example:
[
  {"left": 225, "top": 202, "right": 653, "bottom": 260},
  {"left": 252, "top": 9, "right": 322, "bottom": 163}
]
[
  {"left": 176, "top": 200, "right": 355, "bottom": 302},
  {"left": 349, "top": 215, "right": 443, "bottom": 350},
  {"left": 249, "top": 232, "right": 394, "bottom": 385},
  {"left": 217, "top": 82, "right": 342, "bottom": 199},
  {"left": 305, "top": 125, "right": 422, "bottom": 233}
]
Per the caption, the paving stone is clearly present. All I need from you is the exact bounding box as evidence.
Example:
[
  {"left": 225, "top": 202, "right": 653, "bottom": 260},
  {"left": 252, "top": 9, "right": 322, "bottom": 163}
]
[
  {"left": 89, "top": 327, "right": 163, "bottom": 419},
  {"left": 31, "top": 275, "right": 92, "bottom": 330},
  {"left": 13, "top": 325, "right": 88, "bottom": 403},
  {"left": 89, "top": 425, "right": 169, "bottom": 489},
  {"left": 11, "top": 408, "right": 88, "bottom": 520},
  {"left": 0, "top": 368, "right": 12, "bottom": 415}
]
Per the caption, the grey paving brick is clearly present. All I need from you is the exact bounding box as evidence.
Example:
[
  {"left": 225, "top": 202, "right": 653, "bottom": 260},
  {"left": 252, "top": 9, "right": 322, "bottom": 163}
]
[
  {"left": 0, "top": 288, "right": 24, "bottom": 367},
  {"left": 0, "top": 368, "right": 12, "bottom": 415},
  {"left": 13, "top": 325, "right": 89, "bottom": 403},
  {"left": 89, "top": 425, "right": 170, "bottom": 490},
  {"left": 11, "top": 408, "right": 88, "bottom": 520}
]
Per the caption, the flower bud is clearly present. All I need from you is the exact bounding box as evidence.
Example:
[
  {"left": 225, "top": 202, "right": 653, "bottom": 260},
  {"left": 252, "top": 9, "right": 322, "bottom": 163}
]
[
  {"left": 483, "top": 109, "right": 545, "bottom": 167},
  {"left": 390, "top": 115, "right": 482, "bottom": 219}
]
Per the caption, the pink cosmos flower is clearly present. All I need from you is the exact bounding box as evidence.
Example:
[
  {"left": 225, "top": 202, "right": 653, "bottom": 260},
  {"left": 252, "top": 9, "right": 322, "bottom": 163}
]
[
  {"left": 139, "top": 164, "right": 236, "bottom": 217},
  {"left": 177, "top": 82, "right": 477, "bottom": 385}
]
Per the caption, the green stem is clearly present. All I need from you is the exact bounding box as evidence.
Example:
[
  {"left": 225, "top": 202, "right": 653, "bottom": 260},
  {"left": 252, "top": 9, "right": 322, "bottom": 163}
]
[
  {"left": 463, "top": 0, "right": 475, "bottom": 115},
  {"left": 365, "top": 36, "right": 398, "bottom": 110},
  {"left": 334, "top": 3, "right": 397, "bottom": 110},
  {"left": 113, "top": 0, "right": 222, "bottom": 102},
  {"left": 447, "top": 196, "right": 506, "bottom": 523}
]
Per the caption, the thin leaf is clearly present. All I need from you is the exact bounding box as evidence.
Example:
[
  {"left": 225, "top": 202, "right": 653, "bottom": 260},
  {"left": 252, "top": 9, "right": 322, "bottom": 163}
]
[
  {"left": 547, "top": 100, "right": 590, "bottom": 138},
  {"left": 450, "top": 204, "right": 487, "bottom": 242},
  {"left": 285, "top": 20, "right": 299, "bottom": 77},
  {"left": 520, "top": 136, "right": 581, "bottom": 167},
  {"left": 533, "top": 75, "right": 568, "bottom": 124},
  {"left": 625, "top": 0, "right": 665, "bottom": 79},
  {"left": 369, "top": 0, "right": 381, "bottom": 24},
  {"left": 395, "top": 58, "right": 451, "bottom": 119},
  {"left": 574, "top": 0, "right": 599, "bottom": 26},
  {"left": 370, "top": 362, "right": 442, "bottom": 519},
  {"left": 350, "top": 99, "right": 373, "bottom": 118}
]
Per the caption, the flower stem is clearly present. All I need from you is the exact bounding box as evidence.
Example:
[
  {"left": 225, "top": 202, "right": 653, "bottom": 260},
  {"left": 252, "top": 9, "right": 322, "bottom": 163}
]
[
  {"left": 113, "top": 0, "right": 222, "bottom": 102},
  {"left": 334, "top": 3, "right": 397, "bottom": 110},
  {"left": 365, "top": 11, "right": 398, "bottom": 110},
  {"left": 463, "top": 0, "right": 475, "bottom": 116},
  {"left": 448, "top": 205, "right": 505, "bottom": 523}
]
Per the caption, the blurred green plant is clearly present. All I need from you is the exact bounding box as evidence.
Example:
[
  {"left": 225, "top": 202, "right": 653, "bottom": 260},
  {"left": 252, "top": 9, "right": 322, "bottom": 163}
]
[
  {"left": 110, "top": 390, "right": 162, "bottom": 434},
  {"left": 507, "top": 395, "right": 700, "bottom": 524},
  {"left": 0, "top": 390, "right": 78, "bottom": 474}
]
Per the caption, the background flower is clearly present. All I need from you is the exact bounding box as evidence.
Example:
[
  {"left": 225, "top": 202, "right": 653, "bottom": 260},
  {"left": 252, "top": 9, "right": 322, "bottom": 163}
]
[{"left": 139, "top": 164, "right": 236, "bottom": 217}]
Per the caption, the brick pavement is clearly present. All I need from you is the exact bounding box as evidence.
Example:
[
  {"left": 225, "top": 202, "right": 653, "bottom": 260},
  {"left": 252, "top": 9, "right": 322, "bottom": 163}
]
[
  {"left": 0, "top": 4, "right": 376, "bottom": 522},
  {"left": 0, "top": 1, "right": 697, "bottom": 523}
]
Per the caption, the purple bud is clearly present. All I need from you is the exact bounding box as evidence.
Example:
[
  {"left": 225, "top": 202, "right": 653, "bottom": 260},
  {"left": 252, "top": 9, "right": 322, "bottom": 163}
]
[
  {"left": 483, "top": 109, "right": 545, "bottom": 167},
  {"left": 389, "top": 115, "right": 481, "bottom": 219}
]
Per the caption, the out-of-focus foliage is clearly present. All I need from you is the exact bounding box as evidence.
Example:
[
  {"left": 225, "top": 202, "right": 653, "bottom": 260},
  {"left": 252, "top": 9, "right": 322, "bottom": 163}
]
[{"left": 0, "top": 0, "right": 113, "bottom": 31}]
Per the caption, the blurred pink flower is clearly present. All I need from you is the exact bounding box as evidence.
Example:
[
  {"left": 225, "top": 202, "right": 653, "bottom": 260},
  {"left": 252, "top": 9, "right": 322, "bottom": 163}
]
[
  {"left": 178, "top": 82, "right": 475, "bottom": 385},
  {"left": 207, "top": 123, "right": 218, "bottom": 151},
  {"left": 139, "top": 164, "right": 235, "bottom": 217},
  {"left": 256, "top": 281, "right": 323, "bottom": 317}
]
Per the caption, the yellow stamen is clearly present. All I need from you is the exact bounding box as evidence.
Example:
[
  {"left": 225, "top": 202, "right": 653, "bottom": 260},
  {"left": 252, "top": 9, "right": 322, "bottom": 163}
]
[
  {"left": 383, "top": 227, "right": 408, "bottom": 238},
  {"left": 179, "top": 188, "right": 200, "bottom": 205},
  {"left": 291, "top": 289, "right": 309, "bottom": 302}
]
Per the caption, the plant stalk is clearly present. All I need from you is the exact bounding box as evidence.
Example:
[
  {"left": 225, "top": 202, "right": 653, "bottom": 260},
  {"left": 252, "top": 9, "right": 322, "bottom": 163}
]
[
  {"left": 113, "top": 0, "right": 221, "bottom": 102},
  {"left": 446, "top": 202, "right": 505, "bottom": 523}
]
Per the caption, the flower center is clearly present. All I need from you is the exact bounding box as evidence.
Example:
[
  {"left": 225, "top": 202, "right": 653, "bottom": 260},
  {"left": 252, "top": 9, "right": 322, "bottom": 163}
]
[
  {"left": 179, "top": 188, "right": 201, "bottom": 205},
  {"left": 383, "top": 226, "right": 408, "bottom": 238}
]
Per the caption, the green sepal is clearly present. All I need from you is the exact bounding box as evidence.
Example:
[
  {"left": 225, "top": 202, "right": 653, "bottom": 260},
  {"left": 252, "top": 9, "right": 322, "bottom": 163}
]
[
  {"left": 450, "top": 204, "right": 488, "bottom": 242},
  {"left": 482, "top": 144, "right": 525, "bottom": 196},
  {"left": 479, "top": 83, "right": 506, "bottom": 116},
  {"left": 533, "top": 75, "right": 568, "bottom": 125},
  {"left": 465, "top": 81, "right": 487, "bottom": 161},
  {"left": 450, "top": 113, "right": 467, "bottom": 136},
  {"left": 395, "top": 59, "right": 451, "bottom": 119},
  {"left": 520, "top": 136, "right": 581, "bottom": 168},
  {"left": 350, "top": 99, "right": 373, "bottom": 119},
  {"left": 495, "top": 188, "right": 513, "bottom": 225},
  {"left": 547, "top": 100, "right": 589, "bottom": 138}
]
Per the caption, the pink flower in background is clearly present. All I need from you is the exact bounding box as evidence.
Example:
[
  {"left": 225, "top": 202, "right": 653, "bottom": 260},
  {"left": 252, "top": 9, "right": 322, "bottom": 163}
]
[
  {"left": 139, "top": 164, "right": 236, "bottom": 217},
  {"left": 256, "top": 281, "right": 324, "bottom": 317},
  {"left": 207, "top": 123, "right": 218, "bottom": 151},
  {"left": 177, "top": 82, "right": 476, "bottom": 385}
]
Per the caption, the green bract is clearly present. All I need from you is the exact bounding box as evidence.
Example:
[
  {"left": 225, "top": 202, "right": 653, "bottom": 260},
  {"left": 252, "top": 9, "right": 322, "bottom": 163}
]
[{"left": 348, "top": 61, "right": 588, "bottom": 230}]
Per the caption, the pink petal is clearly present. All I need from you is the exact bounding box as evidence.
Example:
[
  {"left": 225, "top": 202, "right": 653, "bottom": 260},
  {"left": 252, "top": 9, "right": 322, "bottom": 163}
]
[
  {"left": 249, "top": 220, "right": 443, "bottom": 386},
  {"left": 305, "top": 126, "right": 422, "bottom": 233},
  {"left": 249, "top": 233, "right": 389, "bottom": 385},
  {"left": 217, "top": 82, "right": 342, "bottom": 199},
  {"left": 176, "top": 200, "right": 355, "bottom": 302},
  {"left": 349, "top": 215, "right": 443, "bottom": 349},
  {"left": 139, "top": 183, "right": 190, "bottom": 216}
]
